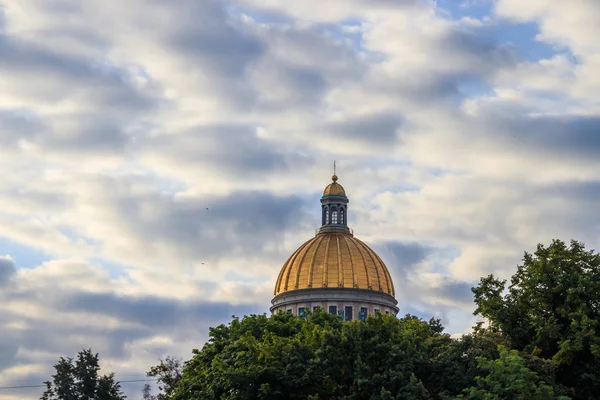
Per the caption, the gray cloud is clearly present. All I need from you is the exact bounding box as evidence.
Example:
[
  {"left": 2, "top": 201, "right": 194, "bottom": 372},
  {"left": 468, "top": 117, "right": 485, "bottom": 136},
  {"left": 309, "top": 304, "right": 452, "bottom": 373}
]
[
  {"left": 0, "top": 109, "right": 44, "bottom": 146},
  {"left": 359, "top": 21, "right": 520, "bottom": 110},
  {"left": 167, "top": 1, "right": 265, "bottom": 79},
  {"left": 544, "top": 180, "right": 600, "bottom": 203},
  {"left": 257, "top": 63, "right": 328, "bottom": 110},
  {"left": 76, "top": 179, "right": 311, "bottom": 264},
  {"left": 0, "top": 36, "right": 157, "bottom": 112},
  {"left": 0, "top": 37, "right": 160, "bottom": 162},
  {"left": 115, "top": 0, "right": 266, "bottom": 111},
  {"left": 0, "top": 256, "right": 15, "bottom": 285},
  {"left": 372, "top": 242, "right": 475, "bottom": 328},
  {"left": 250, "top": 24, "right": 364, "bottom": 111},
  {"left": 396, "top": 278, "right": 475, "bottom": 332},
  {"left": 0, "top": 311, "right": 33, "bottom": 373},
  {"left": 325, "top": 113, "right": 404, "bottom": 145},
  {"left": 45, "top": 116, "right": 133, "bottom": 154},
  {"left": 147, "top": 191, "right": 307, "bottom": 259},
  {"left": 61, "top": 291, "right": 263, "bottom": 329},
  {"left": 365, "top": 0, "right": 421, "bottom": 6},
  {"left": 144, "top": 124, "right": 287, "bottom": 176},
  {"left": 495, "top": 115, "right": 600, "bottom": 160},
  {"left": 436, "top": 280, "right": 474, "bottom": 304},
  {"left": 382, "top": 241, "right": 433, "bottom": 270},
  {"left": 0, "top": 276, "right": 267, "bottom": 398},
  {"left": 445, "top": 28, "right": 519, "bottom": 71},
  {"left": 236, "top": 0, "right": 422, "bottom": 21},
  {"left": 0, "top": 339, "right": 18, "bottom": 373},
  {"left": 3, "top": 314, "right": 151, "bottom": 361}
]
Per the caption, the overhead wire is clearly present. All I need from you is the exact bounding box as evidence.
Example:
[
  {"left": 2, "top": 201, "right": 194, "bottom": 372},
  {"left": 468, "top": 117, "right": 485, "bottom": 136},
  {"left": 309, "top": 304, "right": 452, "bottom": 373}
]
[{"left": 0, "top": 378, "right": 158, "bottom": 390}]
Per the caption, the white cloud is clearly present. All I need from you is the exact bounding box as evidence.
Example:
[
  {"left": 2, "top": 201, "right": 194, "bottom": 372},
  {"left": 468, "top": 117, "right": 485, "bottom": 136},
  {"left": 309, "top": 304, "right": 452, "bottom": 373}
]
[{"left": 1, "top": 0, "right": 600, "bottom": 398}]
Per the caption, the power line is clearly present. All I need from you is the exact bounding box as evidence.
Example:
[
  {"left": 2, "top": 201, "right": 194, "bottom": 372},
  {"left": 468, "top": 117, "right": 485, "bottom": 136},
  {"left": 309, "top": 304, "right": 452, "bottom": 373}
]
[
  {"left": 0, "top": 378, "right": 157, "bottom": 390},
  {"left": 0, "top": 375, "right": 154, "bottom": 387}
]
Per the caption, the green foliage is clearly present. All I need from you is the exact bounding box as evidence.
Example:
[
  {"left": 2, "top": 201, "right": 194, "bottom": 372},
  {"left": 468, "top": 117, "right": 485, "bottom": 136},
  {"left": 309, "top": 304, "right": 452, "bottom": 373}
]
[
  {"left": 449, "top": 346, "right": 569, "bottom": 400},
  {"left": 472, "top": 239, "right": 600, "bottom": 399},
  {"left": 40, "top": 348, "right": 126, "bottom": 400},
  {"left": 143, "top": 357, "right": 183, "bottom": 400},
  {"left": 171, "top": 310, "right": 445, "bottom": 400},
  {"left": 428, "top": 325, "right": 507, "bottom": 397}
]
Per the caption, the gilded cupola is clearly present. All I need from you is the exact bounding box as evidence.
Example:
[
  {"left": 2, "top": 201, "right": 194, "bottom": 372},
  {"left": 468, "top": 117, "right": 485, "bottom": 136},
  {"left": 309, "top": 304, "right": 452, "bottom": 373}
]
[{"left": 273, "top": 167, "right": 396, "bottom": 299}]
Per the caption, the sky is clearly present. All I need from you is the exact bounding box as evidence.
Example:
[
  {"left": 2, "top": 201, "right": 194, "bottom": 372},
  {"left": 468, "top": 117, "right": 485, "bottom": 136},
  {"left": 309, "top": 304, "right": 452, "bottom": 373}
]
[{"left": 1, "top": 0, "right": 600, "bottom": 398}]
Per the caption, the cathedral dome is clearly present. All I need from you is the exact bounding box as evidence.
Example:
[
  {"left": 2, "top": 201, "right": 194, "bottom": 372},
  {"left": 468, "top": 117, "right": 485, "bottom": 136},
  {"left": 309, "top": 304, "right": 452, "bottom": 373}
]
[
  {"left": 271, "top": 167, "right": 398, "bottom": 319},
  {"left": 274, "top": 231, "right": 395, "bottom": 296}
]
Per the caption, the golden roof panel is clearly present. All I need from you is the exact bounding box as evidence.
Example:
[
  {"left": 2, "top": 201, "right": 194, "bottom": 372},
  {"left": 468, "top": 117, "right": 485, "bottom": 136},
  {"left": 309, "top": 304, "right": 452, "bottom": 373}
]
[
  {"left": 323, "top": 182, "right": 346, "bottom": 196},
  {"left": 274, "top": 232, "right": 395, "bottom": 296}
]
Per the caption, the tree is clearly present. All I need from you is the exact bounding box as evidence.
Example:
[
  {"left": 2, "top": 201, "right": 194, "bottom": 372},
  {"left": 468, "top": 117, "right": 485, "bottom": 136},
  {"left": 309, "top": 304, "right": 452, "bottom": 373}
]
[
  {"left": 142, "top": 356, "right": 183, "bottom": 400},
  {"left": 169, "top": 309, "right": 446, "bottom": 400},
  {"left": 472, "top": 239, "right": 600, "bottom": 400},
  {"left": 450, "top": 346, "right": 569, "bottom": 400},
  {"left": 428, "top": 325, "right": 507, "bottom": 398},
  {"left": 41, "top": 348, "right": 126, "bottom": 400}
]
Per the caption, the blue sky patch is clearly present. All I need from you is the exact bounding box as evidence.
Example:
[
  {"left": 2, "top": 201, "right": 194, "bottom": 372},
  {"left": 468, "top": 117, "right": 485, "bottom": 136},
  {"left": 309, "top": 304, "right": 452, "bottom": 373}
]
[{"left": 0, "top": 236, "right": 50, "bottom": 269}]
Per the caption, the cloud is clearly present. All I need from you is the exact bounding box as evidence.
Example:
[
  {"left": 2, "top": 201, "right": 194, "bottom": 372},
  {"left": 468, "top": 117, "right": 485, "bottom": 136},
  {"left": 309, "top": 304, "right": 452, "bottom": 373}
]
[
  {"left": 1, "top": 1, "right": 600, "bottom": 399},
  {"left": 0, "top": 256, "right": 16, "bottom": 285},
  {"left": 236, "top": 0, "right": 422, "bottom": 22},
  {"left": 0, "top": 258, "right": 268, "bottom": 399},
  {"left": 0, "top": 336, "right": 19, "bottom": 372},
  {"left": 495, "top": 0, "right": 600, "bottom": 55},
  {"left": 140, "top": 124, "right": 288, "bottom": 181},
  {"left": 67, "top": 181, "right": 309, "bottom": 267},
  {"left": 166, "top": 1, "right": 265, "bottom": 78},
  {"left": 383, "top": 241, "right": 433, "bottom": 269},
  {"left": 324, "top": 112, "right": 404, "bottom": 146},
  {"left": 61, "top": 292, "right": 261, "bottom": 330}
]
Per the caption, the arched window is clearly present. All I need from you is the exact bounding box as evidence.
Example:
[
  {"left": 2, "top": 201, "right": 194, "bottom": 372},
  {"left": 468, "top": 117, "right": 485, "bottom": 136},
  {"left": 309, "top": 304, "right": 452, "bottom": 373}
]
[
  {"left": 324, "top": 207, "right": 329, "bottom": 224},
  {"left": 332, "top": 206, "right": 338, "bottom": 224},
  {"left": 340, "top": 208, "right": 345, "bottom": 225}
]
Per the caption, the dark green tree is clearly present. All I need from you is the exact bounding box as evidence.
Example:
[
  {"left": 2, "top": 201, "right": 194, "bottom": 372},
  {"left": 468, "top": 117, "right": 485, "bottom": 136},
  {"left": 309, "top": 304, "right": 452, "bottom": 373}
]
[
  {"left": 170, "top": 309, "right": 446, "bottom": 400},
  {"left": 472, "top": 239, "right": 600, "bottom": 400},
  {"left": 426, "top": 324, "right": 507, "bottom": 398},
  {"left": 40, "top": 348, "right": 126, "bottom": 400},
  {"left": 450, "top": 346, "right": 569, "bottom": 400}
]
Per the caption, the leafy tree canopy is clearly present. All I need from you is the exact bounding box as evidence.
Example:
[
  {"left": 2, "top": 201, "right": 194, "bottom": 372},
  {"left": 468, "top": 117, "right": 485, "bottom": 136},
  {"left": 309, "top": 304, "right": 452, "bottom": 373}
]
[
  {"left": 450, "top": 346, "right": 569, "bottom": 400},
  {"left": 172, "top": 311, "right": 447, "bottom": 400},
  {"left": 472, "top": 239, "right": 600, "bottom": 400},
  {"left": 41, "top": 348, "right": 126, "bottom": 400}
]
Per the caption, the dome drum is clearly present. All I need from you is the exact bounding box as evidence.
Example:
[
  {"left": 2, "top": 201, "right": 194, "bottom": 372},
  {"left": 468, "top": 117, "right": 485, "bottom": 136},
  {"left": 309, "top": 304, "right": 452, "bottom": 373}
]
[{"left": 270, "top": 288, "right": 399, "bottom": 319}]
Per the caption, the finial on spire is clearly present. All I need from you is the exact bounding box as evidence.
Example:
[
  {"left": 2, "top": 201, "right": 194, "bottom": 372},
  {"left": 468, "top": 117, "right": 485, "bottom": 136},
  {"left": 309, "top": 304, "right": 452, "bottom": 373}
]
[{"left": 332, "top": 160, "right": 338, "bottom": 182}]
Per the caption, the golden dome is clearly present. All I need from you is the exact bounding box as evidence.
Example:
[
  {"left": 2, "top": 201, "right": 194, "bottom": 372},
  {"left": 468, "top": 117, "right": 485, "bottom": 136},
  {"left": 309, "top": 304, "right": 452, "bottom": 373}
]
[
  {"left": 323, "top": 175, "right": 346, "bottom": 196},
  {"left": 274, "top": 232, "right": 395, "bottom": 296}
]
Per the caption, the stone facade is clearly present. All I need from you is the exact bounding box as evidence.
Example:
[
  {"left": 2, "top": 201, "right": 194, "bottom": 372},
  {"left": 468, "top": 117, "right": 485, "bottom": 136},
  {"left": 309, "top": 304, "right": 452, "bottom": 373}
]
[{"left": 270, "top": 288, "right": 399, "bottom": 320}]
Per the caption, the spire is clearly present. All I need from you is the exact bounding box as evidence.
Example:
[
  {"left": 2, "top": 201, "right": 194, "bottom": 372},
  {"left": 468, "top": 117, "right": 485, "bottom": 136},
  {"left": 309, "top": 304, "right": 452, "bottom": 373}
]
[
  {"left": 319, "top": 166, "right": 350, "bottom": 234},
  {"left": 332, "top": 161, "right": 338, "bottom": 182}
]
